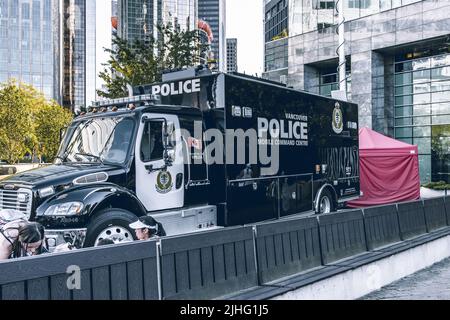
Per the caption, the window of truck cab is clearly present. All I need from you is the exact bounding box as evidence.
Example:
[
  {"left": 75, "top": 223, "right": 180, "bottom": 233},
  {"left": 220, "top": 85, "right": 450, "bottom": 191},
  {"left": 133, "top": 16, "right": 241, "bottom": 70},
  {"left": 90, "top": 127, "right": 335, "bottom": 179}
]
[{"left": 56, "top": 116, "right": 136, "bottom": 165}]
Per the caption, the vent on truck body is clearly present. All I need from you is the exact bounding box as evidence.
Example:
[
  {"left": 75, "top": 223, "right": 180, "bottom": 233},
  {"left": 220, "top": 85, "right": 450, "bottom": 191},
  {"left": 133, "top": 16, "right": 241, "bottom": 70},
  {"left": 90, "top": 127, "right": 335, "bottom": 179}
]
[{"left": 73, "top": 172, "right": 109, "bottom": 185}]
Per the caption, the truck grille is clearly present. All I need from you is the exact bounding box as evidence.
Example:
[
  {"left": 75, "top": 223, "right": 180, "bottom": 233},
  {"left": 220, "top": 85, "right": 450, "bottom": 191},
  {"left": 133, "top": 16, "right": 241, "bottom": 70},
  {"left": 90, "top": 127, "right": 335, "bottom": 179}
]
[{"left": 0, "top": 188, "right": 33, "bottom": 218}]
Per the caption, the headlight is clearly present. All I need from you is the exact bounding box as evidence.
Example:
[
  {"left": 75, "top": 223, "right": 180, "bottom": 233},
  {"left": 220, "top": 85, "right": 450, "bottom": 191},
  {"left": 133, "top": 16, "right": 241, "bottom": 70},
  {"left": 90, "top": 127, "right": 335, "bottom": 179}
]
[
  {"left": 44, "top": 202, "right": 84, "bottom": 216},
  {"left": 39, "top": 186, "right": 55, "bottom": 198}
]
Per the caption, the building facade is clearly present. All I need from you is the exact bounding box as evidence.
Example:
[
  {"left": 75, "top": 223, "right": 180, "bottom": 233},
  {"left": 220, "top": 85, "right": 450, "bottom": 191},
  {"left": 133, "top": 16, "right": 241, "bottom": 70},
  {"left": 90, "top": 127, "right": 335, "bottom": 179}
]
[
  {"left": 118, "top": 0, "right": 197, "bottom": 43},
  {"left": 0, "top": 0, "right": 61, "bottom": 101},
  {"left": 287, "top": 0, "right": 450, "bottom": 183},
  {"left": 226, "top": 38, "right": 237, "bottom": 73},
  {"left": 62, "top": 0, "right": 97, "bottom": 112},
  {"left": 263, "top": 0, "right": 288, "bottom": 84},
  {"left": 198, "top": 0, "right": 226, "bottom": 71}
]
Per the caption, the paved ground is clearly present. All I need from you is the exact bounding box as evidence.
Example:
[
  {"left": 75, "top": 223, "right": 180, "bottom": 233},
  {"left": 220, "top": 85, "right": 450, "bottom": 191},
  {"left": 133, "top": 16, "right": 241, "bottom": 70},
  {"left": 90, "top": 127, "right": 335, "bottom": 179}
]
[{"left": 361, "top": 257, "right": 450, "bottom": 300}]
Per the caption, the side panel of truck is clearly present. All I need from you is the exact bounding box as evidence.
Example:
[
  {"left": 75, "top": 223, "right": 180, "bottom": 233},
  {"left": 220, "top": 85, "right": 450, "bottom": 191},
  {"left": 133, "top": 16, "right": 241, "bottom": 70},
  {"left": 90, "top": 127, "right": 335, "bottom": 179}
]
[{"left": 223, "top": 75, "right": 359, "bottom": 225}]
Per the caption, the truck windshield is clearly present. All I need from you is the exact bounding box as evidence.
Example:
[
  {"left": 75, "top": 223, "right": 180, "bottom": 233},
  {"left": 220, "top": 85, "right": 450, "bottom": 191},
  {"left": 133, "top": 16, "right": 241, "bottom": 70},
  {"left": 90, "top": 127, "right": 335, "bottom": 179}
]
[{"left": 56, "top": 116, "right": 135, "bottom": 165}]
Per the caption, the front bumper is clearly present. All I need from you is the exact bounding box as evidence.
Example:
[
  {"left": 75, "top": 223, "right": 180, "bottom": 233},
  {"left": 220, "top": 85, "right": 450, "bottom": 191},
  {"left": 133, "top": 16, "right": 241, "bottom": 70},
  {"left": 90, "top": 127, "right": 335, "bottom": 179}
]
[{"left": 45, "top": 228, "right": 87, "bottom": 250}]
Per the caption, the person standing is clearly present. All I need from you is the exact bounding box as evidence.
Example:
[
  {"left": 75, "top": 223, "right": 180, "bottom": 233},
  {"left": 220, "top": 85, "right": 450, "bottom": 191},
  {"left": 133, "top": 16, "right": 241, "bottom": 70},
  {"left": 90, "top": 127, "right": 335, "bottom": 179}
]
[{"left": 129, "top": 216, "right": 166, "bottom": 241}]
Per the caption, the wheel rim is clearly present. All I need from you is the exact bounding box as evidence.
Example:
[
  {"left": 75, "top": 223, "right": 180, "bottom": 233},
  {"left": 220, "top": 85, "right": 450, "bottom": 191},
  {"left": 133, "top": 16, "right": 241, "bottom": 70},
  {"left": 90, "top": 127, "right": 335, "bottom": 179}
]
[
  {"left": 95, "top": 226, "right": 133, "bottom": 246},
  {"left": 320, "top": 196, "right": 331, "bottom": 213}
]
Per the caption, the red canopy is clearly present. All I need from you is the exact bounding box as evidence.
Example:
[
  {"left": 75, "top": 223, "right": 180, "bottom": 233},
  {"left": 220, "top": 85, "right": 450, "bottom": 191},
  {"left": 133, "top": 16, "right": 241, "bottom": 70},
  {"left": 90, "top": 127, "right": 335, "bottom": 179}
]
[{"left": 347, "top": 127, "right": 420, "bottom": 208}]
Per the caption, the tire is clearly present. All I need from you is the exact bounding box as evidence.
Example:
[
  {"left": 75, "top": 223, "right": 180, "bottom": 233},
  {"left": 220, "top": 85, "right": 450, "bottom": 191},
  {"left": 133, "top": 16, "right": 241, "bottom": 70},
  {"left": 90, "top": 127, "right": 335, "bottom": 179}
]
[
  {"left": 84, "top": 208, "right": 139, "bottom": 247},
  {"left": 316, "top": 189, "right": 335, "bottom": 214}
]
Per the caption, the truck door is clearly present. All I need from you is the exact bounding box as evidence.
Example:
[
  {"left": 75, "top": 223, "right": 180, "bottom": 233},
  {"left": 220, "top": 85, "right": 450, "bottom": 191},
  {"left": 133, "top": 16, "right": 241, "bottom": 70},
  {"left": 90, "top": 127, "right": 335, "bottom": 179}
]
[{"left": 135, "top": 113, "right": 184, "bottom": 211}]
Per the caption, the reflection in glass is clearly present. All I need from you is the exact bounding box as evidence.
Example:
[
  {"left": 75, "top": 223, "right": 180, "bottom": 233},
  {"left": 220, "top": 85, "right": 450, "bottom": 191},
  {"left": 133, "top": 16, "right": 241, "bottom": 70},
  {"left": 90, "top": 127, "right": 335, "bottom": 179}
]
[
  {"left": 395, "top": 106, "right": 413, "bottom": 117},
  {"left": 413, "top": 93, "right": 430, "bottom": 105},
  {"left": 414, "top": 137, "right": 431, "bottom": 154},
  {"left": 412, "top": 69, "right": 430, "bottom": 84},
  {"left": 432, "top": 103, "right": 450, "bottom": 115},
  {"left": 432, "top": 66, "right": 450, "bottom": 81},
  {"left": 432, "top": 115, "right": 450, "bottom": 125},
  {"left": 395, "top": 117, "right": 412, "bottom": 126},
  {"left": 432, "top": 125, "right": 450, "bottom": 182},
  {"left": 413, "top": 126, "right": 431, "bottom": 137},
  {"left": 413, "top": 116, "right": 431, "bottom": 126},
  {"left": 395, "top": 127, "right": 412, "bottom": 138},
  {"left": 419, "top": 155, "right": 431, "bottom": 183}
]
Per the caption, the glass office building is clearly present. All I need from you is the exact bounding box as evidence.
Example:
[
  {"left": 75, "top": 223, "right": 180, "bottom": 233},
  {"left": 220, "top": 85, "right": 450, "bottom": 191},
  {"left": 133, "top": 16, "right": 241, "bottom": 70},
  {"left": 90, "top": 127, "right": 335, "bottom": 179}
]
[
  {"left": 118, "top": 0, "right": 197, "bottom": 43},
  {"left": 0, "top": 0, "right": 60, "bottom": 101},
  {"left": 263, "top": 0, "right": 289, "bottom": 83},
  {"left": 198, "top": 0, "right": 226, "bottom": 71},
  {"left": 62, "top": 0, "right": 97, "bottom": 112},
  {"left": 394, "top": 44, "right": 450, "bottom": 182},
  {"left": 287, "top": 0, "right": 450, "bottom": 183}
]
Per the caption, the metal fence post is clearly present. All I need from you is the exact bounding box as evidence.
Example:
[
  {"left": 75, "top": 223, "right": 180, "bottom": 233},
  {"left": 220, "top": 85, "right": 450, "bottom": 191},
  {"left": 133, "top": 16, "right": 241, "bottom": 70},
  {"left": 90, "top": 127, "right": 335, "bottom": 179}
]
[
  {"left": 252, "top": 225, "right": 261, "bottom": 286},
  {"left": 156, "top": 240, "right": 163, "bottom": 300}
]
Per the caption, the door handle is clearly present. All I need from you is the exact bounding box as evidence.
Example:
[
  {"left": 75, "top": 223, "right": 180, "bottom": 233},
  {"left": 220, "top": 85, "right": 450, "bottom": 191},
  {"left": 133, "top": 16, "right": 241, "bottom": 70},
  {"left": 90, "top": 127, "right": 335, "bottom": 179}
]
[
  {"left": 145, "top": 164, "right": 167, "bottom": 173},
  {"left": 176, "top": 173, "right": 183, "bottom": 189}
]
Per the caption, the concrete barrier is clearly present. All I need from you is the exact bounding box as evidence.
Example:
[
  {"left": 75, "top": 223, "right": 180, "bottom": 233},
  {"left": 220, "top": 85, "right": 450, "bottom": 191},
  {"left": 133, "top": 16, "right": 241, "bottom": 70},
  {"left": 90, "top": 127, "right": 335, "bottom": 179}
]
[
  {"left": 363, "top": 204, "right": 401, "bottom": 250},
  {"left": 318, "top": 209, "right": 367, "bottom": 264},
  {"left": 159, "top": 227, "right": 257, "bottom": 300},
  {"left": 0, "top": 240, "right": 159, "bottom": 300},
  {"left": 255, "top": 217, "right": 321, "bottom": 284},
  {"left": 397, "top": 200, "right": 427, "bottom": 240},
  {"left": 444, "top": 196, "right": 450, "bottom": 226},
  {"left": 423, "top": 197, "right": 448, "bottom": 232}
]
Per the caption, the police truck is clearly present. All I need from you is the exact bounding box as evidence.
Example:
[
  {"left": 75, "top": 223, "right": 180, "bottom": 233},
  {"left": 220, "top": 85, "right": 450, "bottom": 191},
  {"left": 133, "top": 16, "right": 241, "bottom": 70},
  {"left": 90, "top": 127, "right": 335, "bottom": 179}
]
[{"left": 0, "top": 69, "right": 359, "bottom": 248}]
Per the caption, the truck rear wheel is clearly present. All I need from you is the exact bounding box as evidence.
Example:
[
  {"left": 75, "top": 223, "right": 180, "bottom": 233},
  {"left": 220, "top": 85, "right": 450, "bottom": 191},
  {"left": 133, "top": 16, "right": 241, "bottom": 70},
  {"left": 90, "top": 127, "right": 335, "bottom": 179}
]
[
  {"left": 84, "top": 208, "right": 138, "bottom": 247},
  {"left": 317, "top": 189, "right": 335, "bottom": 214}
]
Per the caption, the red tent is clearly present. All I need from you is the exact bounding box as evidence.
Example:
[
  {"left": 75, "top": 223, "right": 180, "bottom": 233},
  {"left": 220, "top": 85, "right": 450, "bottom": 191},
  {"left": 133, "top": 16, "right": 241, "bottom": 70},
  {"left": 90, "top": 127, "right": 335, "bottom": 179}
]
[{"left": 347, "top": 127, "right": 420, "bottom": 208}]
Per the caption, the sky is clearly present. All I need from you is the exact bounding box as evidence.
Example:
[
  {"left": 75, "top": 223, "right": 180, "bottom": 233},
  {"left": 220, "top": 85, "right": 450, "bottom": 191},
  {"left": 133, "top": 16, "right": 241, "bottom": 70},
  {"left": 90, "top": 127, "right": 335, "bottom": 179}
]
[
  {"left": 96, "top": 0, "right": 264, "bottom": 81},
  {"left": 226, "top": 0, "right": 264, "bottom": 76}
]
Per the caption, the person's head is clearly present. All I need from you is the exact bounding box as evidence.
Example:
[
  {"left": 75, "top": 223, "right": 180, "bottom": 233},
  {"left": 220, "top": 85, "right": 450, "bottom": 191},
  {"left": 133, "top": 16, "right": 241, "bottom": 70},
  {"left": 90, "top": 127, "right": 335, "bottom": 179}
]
[
  {"left": 129, "top": 216, "right": 165, "bottom": 240},
  {"left": 97, "top": 238, "right": 115, "bottom": 246},
  {"left": 15, "top": 222, "right": 45, "bottom": 257}
]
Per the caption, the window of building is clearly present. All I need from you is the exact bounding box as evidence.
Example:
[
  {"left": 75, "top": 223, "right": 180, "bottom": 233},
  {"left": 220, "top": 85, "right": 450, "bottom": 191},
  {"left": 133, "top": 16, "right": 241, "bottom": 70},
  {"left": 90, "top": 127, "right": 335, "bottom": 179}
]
[
  {"left": 22, "top": 3, "right": 30, "bottom": 19},
  {"left": 319, "top": 1, "right": 335, "bottom": 9},
  {"left": 395, "top": 48, "right": 450, "bottom": 183}
]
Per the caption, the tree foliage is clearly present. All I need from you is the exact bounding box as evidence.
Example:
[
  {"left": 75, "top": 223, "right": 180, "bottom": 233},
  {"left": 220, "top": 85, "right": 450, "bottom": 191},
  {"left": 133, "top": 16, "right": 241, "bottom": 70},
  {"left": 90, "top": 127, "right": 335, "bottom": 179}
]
[
  {"left": 34, "top": 100, "right": 73, "bottom": 162},
  {"left": 97, "top": 23, "right": 208, "bottom": 99},
  {"left": 0, "top": 80, "right": 72, "bottom": 164}
]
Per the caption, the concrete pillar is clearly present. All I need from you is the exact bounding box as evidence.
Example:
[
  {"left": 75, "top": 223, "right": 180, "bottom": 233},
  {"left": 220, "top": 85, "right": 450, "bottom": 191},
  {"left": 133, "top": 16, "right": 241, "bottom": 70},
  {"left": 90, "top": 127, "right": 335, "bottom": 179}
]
[
  {"left": 351, "top": 51, "right": 375, "bottom": 129},
  {"left": 288, "top": 64, "right": 320, "bottom": 94},
  {"left": 351, "top": 51, "right": 392, "bottom": 133}
]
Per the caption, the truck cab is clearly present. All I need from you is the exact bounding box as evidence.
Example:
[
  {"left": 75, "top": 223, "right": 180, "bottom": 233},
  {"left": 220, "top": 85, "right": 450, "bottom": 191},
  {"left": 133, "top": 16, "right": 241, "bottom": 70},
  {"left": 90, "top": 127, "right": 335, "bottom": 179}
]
[{"left": 0, "top": 95, "right": 217, "bottom": 248}]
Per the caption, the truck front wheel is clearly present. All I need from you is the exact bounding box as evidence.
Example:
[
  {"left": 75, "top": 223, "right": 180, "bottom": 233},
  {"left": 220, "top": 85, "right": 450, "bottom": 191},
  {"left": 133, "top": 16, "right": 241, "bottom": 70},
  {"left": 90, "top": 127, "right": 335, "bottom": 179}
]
[
  {"left": 317, "top": 189, "right": 335, "bottom": 214},
  {"left": 84, "top": 208, "right": 138, "bottom": 247}
]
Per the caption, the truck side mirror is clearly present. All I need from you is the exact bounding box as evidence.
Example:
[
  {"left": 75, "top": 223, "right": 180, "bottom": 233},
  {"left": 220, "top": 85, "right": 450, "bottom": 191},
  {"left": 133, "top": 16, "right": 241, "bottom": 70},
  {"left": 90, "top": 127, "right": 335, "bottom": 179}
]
[
  {"left": 60, "top": 127, "right": 67, "bottom": 143},
  {"left": 162, "top": 121, "right": 174, "bottom": 168}
]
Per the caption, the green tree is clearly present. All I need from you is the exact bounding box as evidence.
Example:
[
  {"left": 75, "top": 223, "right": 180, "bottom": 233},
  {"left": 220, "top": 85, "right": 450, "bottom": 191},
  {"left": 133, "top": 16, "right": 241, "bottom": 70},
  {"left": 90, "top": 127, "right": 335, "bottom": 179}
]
[
  {"left": 34, "top": 100, "right": 73, "bottom": 162},
  {"left": 159, "top": 23, "right": 207, "bottom": 70},
  {"left": 0, "top": 80, "right": 36, "bottom": 164},
  {"left": 0, "top": 80, "right": 72, "bottom": 164},
  {"left": 97, "top": 23, "right": 207, "bottom": 99}
]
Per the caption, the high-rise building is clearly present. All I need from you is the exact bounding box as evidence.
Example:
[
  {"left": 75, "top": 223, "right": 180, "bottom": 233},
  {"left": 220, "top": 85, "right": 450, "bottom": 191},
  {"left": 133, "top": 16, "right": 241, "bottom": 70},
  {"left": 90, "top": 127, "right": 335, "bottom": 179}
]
[
  {"left": 263, "top": 0, "right": 288, "bottom": 84},
  {"left": 198, "top": 0, "right": 226, "bottom": 71},
  {"left": 0, "top": 0, "right": 61, "bottom": 101},
  {"left": 63, "top": 0, "right": 111, "bottom": 111},
  {"left": 226, "top": 38, "right": 237, "bottom": 73},
  {"left": 112, "top": 0, "right": 118, "bottom": 17},
  {"left": 62, "top": 0, "right": 95, "bottom": 112},
  {"left": 118, "top": 0, "right": 197, "bottom": 43},
  {"left": 287, "top": 0, "right": 450, "bottom": 183}
]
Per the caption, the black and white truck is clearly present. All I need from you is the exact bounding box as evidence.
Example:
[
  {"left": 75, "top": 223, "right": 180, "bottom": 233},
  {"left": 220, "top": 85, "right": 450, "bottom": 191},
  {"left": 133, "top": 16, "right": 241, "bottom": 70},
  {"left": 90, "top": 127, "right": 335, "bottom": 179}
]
[{"left": 0, "top": 69, "right": 360, "bottom": 248}]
